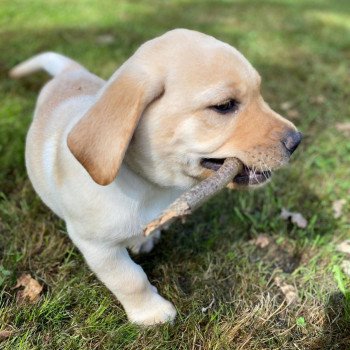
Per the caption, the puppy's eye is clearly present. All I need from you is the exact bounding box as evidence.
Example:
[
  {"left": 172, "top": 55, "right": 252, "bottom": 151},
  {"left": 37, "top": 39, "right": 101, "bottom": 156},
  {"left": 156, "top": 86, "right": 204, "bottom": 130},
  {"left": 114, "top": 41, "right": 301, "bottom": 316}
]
[{"left": 211, "top": 99, "right": 239, "bottom": 114}]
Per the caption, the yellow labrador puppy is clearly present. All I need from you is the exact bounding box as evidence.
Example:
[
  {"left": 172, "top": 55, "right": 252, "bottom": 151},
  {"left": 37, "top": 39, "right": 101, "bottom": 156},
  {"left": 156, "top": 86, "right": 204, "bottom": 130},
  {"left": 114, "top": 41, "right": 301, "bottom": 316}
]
[{"left": 10, "top": 29, "right": 301, "bottom": 325}]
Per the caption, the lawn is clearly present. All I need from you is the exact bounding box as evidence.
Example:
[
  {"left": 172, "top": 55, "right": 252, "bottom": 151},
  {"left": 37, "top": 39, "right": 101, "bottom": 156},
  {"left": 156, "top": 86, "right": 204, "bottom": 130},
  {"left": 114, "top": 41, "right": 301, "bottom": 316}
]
[{"left": 0, "top": 0, "right": 350, "bottom": 349}]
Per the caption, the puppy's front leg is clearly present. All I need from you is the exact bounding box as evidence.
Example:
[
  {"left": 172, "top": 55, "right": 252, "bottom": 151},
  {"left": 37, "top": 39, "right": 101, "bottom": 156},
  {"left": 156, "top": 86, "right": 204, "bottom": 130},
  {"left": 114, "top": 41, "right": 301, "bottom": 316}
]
[{"left": 72, "top": 237, "right": 176, "bottom": 325}]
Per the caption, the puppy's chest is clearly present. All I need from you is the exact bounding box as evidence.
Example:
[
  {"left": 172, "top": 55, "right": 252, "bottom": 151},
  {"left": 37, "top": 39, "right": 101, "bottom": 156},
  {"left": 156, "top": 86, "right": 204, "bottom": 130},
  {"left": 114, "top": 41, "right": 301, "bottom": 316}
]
[
  {"left": 71, "top": 186, "right": 181, "bottom": 242},
  {"left": 119, "top": 186, "right": 182, "bottom": 238}
]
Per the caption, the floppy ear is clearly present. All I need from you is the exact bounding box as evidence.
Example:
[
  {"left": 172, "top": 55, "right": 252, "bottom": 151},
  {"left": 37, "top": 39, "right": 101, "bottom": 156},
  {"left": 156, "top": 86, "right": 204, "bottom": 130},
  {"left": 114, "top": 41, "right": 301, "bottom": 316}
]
[{"left": 67, "top": 64, "right": 164, "bottom": 186}]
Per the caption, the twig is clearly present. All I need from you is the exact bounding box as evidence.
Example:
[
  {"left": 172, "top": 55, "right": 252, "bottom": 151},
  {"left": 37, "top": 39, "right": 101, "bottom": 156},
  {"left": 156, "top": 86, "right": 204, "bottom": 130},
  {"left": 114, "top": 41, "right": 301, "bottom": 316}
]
[{"left": 143, "top": 157, "right": 242, "bottom": 236}]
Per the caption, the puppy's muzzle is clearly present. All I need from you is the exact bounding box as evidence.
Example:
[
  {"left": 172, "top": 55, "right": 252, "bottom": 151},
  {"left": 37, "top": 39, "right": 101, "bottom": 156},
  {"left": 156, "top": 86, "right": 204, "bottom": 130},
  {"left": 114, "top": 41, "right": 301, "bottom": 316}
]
[{"left": 200, "top": 158, "right": 272, "bottom": 186}]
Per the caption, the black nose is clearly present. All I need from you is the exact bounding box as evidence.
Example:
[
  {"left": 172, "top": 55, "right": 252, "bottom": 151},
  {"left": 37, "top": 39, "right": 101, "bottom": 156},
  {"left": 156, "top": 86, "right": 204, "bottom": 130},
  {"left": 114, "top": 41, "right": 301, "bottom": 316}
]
[{"left": 282, "top": 130, "right": 302, "bottom": 155}]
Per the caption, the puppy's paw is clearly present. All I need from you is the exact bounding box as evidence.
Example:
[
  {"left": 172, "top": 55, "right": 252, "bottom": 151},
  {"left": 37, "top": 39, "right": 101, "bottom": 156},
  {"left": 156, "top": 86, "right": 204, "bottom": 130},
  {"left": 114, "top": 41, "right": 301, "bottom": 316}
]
[
  {"left": 130, "top": 230, "right": 161, "bottom": 255},
  {"left": 127, "top": 293, "right": 176, "bottom": 326}
]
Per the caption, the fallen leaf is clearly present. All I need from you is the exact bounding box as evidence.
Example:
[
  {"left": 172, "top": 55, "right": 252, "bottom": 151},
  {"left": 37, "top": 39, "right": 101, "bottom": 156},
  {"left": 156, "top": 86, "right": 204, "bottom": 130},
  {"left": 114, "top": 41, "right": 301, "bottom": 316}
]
[
  {"left": 250, "top": 234, "right": 271, "bottom": 248},
  {"left": 341, "top": 260, "right": 350, "bottom": 277},
  {"left": 336, "top": 240, "right": 350, "bottom": 255},
  {"left": 290, "top": 213, "right": 308, "bottom": 228},
  {"left": 280, "top": 208, "right": 308, "bottom": 228},
  {"left": 310, "top": 95, "right": 326, "bottom": 104},
  {"left": 95, "top": 34, "right": 115, "bottom": 45},
  {"left": 280, "top": 101, "right": 293, "bottom": 111},
  {"left": 286, "top": 109, "right": 300, "bottom": 119},
  {"left": 336, "top": 123, "right": 350, "bottom": 137},
  {"left": 14, "top": 274, "right": 43, "bottom": 303},
  {"left": 0, "top": 329, "right": 13, "bottom": 341},
  {"left": 275, "top": 276, "right": 299, "bottom": 304},
  {"left": 332, "top": 199, "right": 346, "bottom": 219}
]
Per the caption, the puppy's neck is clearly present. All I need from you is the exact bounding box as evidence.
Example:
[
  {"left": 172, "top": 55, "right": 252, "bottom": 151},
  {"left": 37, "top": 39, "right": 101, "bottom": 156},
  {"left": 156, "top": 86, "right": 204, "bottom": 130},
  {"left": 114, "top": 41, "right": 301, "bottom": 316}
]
[
  {"left": 123, "top": 152, "right": 159, "bottom": 188},
  {"left": 116, "top": 162, "right": 183, "bottom": 222}
]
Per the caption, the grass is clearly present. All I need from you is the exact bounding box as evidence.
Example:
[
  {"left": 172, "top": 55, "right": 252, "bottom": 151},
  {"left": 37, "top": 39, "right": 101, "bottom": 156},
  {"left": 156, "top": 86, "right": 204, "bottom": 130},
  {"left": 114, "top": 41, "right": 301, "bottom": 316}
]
[{"left": 0, "top": 0, "right": 350, "bottom": 348}]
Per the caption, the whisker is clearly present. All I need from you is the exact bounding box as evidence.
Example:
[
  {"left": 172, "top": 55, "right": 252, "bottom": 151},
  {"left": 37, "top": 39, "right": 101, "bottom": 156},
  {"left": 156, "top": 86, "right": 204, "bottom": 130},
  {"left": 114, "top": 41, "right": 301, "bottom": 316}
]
[{"left": 260, "top": 160, "right": 268, "bottom": 181}]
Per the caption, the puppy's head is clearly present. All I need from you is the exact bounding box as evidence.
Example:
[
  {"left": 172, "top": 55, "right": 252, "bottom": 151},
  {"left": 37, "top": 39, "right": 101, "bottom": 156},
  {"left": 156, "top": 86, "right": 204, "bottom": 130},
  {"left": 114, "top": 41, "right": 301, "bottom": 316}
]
[{"left": 68, "top": 29, "right": 301, "bottom": 188}]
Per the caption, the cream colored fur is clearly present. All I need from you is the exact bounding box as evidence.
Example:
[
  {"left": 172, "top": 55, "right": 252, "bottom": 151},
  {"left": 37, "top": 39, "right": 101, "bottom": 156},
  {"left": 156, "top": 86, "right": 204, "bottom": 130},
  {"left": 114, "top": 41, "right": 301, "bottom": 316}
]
[{"left": 10, "top": 29, "right": 297, "bottom": 325}]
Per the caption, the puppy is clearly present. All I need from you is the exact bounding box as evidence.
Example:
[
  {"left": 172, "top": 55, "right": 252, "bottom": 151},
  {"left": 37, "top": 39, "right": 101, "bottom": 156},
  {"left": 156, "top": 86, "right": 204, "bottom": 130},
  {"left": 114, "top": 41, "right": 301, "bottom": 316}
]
[{"left": 10, "top": 29, "right": 301, "bottom": 325}]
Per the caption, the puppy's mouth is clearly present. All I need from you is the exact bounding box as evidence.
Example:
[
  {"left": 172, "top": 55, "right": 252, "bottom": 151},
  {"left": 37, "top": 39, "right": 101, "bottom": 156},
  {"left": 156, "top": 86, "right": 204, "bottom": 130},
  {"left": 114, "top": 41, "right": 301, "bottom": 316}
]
[{"left": 200, "top": 158, "right": 272, "bottom": 186}]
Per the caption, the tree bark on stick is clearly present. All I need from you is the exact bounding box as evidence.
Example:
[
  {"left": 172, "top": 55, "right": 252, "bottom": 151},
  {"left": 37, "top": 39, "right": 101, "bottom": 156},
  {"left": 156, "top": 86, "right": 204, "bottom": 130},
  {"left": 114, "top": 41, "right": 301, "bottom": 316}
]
[{"left": 143, "top": 157, "right": 242, "bottom": 236}]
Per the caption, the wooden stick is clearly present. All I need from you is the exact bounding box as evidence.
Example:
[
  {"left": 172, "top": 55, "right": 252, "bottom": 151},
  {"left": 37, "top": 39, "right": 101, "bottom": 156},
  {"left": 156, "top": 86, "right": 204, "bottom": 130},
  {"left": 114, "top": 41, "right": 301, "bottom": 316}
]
[{"left": 143, "top": 157, "right": 242, "bottom": 236}]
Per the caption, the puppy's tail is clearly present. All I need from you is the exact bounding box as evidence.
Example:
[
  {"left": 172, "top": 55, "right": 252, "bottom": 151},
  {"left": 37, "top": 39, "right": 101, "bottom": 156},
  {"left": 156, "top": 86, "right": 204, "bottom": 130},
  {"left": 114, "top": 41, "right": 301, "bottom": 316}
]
[{"left": 9, "top": 52, "right": 83, "bottom": 79}]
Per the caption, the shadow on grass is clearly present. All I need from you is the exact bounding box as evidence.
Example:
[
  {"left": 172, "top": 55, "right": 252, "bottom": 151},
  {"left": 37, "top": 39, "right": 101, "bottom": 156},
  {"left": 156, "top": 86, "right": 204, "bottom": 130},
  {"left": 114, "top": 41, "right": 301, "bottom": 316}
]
[
  {"left": 134, "top": 181, "right": 336, "bottom": 302},
  {"left": 308, "top": 292, "right": 350, "bottom": 350}
]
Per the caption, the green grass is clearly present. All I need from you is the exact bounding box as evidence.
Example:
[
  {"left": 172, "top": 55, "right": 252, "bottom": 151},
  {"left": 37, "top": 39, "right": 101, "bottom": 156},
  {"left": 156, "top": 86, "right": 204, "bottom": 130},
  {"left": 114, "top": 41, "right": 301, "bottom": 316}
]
[{"left": 1, "top": 0, "right": 350, "bottom": 349}]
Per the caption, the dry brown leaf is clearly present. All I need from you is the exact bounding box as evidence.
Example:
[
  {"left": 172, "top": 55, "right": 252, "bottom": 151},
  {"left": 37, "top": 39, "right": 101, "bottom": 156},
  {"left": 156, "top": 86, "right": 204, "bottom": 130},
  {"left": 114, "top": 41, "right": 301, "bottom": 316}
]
[
  {"left": 280, "top": 101, "right": 293, "bottom": 111},
  {"left": 286, "top": 109, "right": 300, "bottom": 119},
  {"left": 95, "top": 34, "right": 115, "bottom": 45},
  {"left": 336, "top": 122, "right": 350, "bottom": 137},
  {"left": 336, "top": 240, "right": 350, "bottom": 255},
  {"left": 332, "top": 199, "right": 346, "bottom": 219},
  {"left": 280, "top": 208, "right": 308, "bottom": 228},
  {"left": 0, "top": 329, "right": 13, "bottom": 341},
  {"left": 250, "top": 234, "right": 271, "bottom": 248},
  {"left": 14, "top": 274, "right": 43, "bottom": 303},
  {"left": 310, "top": 95, "right": 326, "bottom": 104},
  {"left": 274, "top": 276, "right": 299, "bottom": 304}
]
